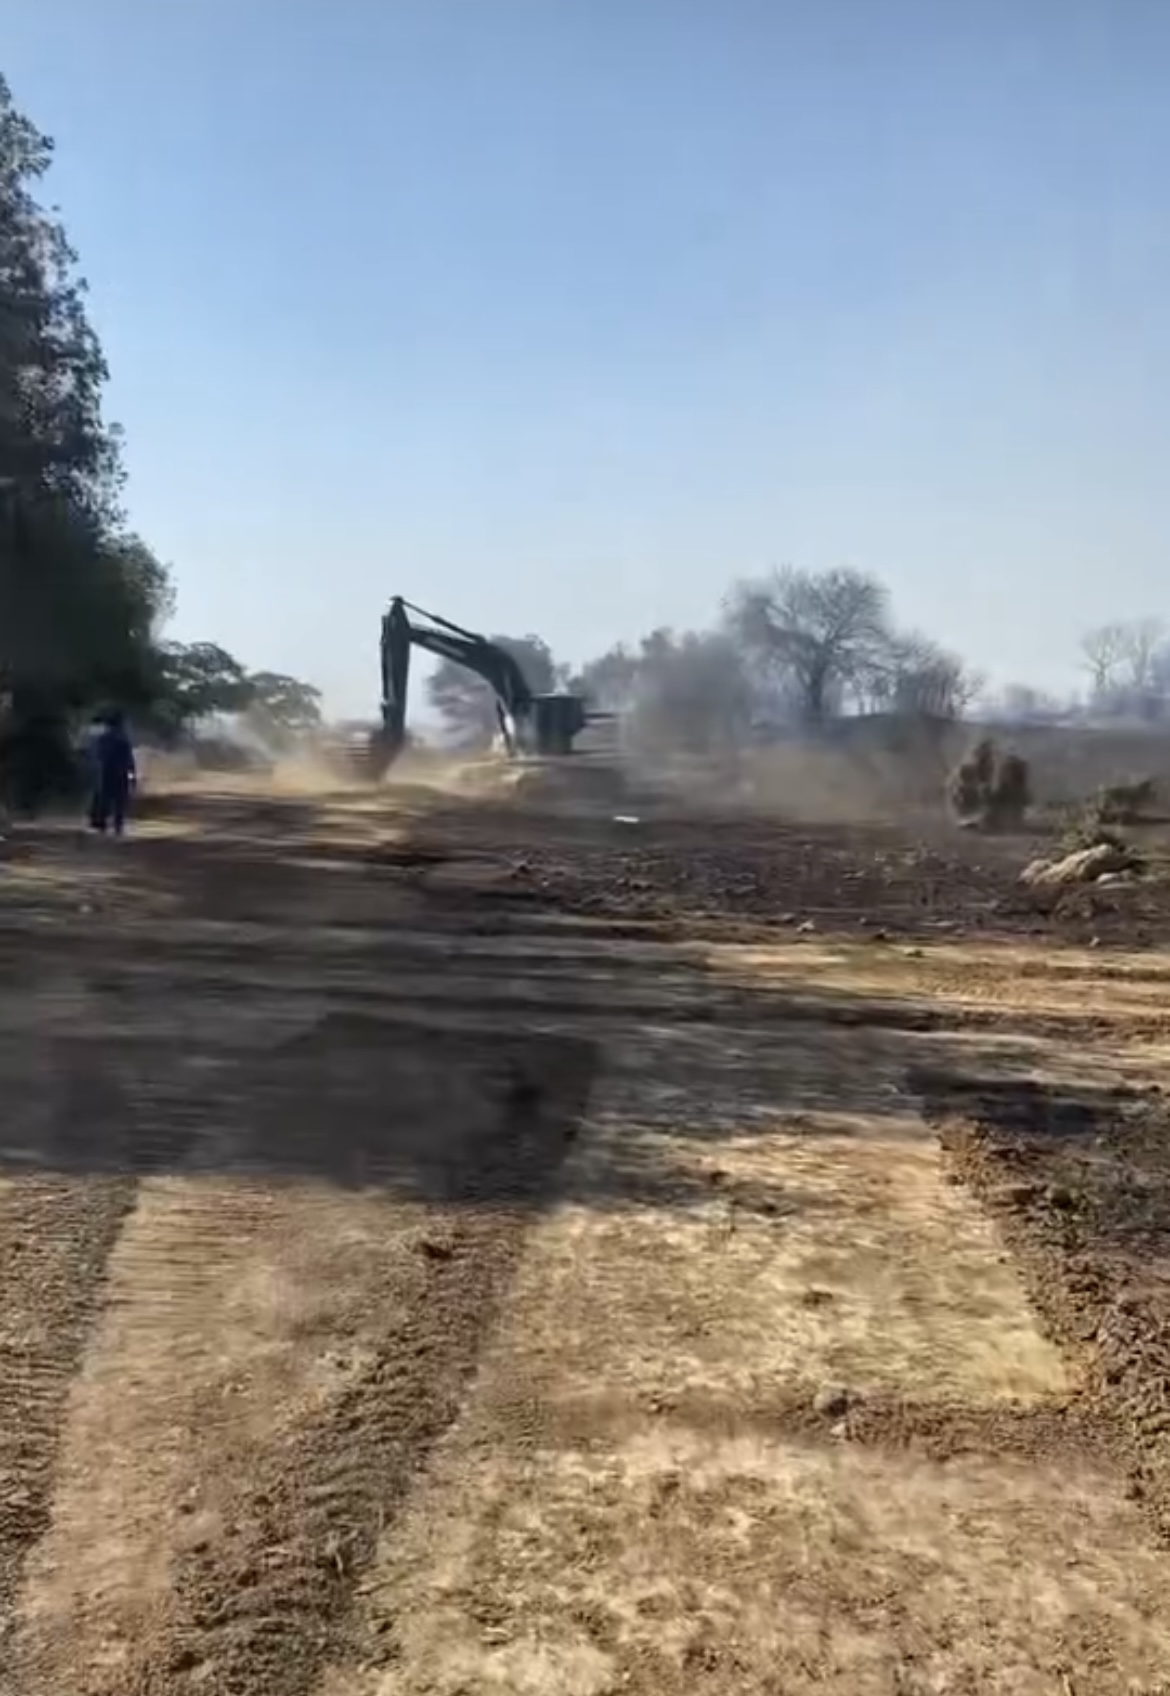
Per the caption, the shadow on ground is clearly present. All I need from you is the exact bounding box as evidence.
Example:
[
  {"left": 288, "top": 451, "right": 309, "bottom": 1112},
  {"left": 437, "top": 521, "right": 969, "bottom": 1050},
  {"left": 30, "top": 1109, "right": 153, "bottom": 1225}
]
[
  {"left": 0, "top": 1016, "right": 599, "bottom": 1200},
  {"left": 0, "top": 783, "right": 1150, "bottom": 1221}
]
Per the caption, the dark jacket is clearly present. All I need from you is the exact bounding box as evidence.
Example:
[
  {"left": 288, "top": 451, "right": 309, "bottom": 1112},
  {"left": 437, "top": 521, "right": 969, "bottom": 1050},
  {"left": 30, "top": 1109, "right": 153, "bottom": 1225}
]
[{"left": 93, "top": 724, "right": 136, "bottom": 790}]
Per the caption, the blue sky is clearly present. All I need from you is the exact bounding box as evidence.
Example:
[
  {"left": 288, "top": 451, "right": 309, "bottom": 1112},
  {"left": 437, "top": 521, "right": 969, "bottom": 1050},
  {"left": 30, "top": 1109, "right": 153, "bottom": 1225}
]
[{"left": 5, "top": 1, "right": 1170, "bottom": 714}]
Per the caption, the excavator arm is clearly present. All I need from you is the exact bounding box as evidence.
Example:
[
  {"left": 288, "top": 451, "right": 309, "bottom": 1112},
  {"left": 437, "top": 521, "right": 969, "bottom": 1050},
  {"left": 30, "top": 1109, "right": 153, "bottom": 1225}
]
[
  {"left": 381, "top": 598, "right": 533, "bottom": 743},
  {"left": 377, "top": 596, "right": 580, "bottom": 774}
]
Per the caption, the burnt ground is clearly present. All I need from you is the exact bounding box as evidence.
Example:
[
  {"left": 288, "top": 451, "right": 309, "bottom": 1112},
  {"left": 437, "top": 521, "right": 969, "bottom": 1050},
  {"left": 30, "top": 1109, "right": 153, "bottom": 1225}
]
[
  {"left": 0, "top": 778, "right": 1169, "bottom": 1692},
  {"left": 330, "top": 789, "right": 1170, "bottom": 948}
]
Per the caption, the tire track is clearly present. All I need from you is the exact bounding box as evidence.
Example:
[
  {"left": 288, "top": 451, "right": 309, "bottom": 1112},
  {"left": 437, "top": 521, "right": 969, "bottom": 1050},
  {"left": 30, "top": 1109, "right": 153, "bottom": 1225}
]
[
  {"left": 153, "top": 1027, "right": 595, "bottom": 1696},
  {"left": 158, "top": 1195, "right": 551, "bottom": 1696},
  {"left": 0, "top": 1174, "right": 138, "bottom": 1640},
  {"left": 6, "top": 1021, "right": 595, "bottom": 1696},
  {"left": 0, "top": 1014, "right": 210, "bottom": 1658}
]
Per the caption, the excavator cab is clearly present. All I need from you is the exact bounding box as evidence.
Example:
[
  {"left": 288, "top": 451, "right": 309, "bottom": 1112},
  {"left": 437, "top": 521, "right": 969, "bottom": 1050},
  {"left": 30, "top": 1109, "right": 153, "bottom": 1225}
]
[{"left": 527, "top": 693, "right": 588, "bottom": 756}]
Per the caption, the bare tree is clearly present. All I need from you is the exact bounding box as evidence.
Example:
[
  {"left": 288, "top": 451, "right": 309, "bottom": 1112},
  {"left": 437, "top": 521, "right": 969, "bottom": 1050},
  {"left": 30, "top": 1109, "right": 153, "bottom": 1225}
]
[
  {"left": 1151, "top": 642, "right": 1170, "bottom": 701},
  {"left": 724, "top": 566, "right": 892, "bottom": 725},
  {"left": 1119, "top": 617, "right": 1165, "bottom": 695},
  {"left": 1081, "top": 618, "right": 1168, "bottom": 719},
  {"left": 868, "top": 632, "right": 982, "bottom": 719},
  {"left": 1080, "top": 624, "right": 1129, "bottom": 699}
]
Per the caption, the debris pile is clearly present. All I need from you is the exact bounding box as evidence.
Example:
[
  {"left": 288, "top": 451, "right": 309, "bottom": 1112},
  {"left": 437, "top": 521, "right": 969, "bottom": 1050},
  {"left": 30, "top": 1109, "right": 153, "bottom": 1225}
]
[{"left": 1020, "top": 841, "right": 1144, "bottom": 889}]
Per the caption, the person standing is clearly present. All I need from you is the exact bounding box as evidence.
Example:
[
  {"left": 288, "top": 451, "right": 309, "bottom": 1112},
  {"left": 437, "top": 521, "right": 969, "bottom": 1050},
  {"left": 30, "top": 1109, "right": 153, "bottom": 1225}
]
[{"left": 88, "top": 710, "right": 137, "bottom": 836}]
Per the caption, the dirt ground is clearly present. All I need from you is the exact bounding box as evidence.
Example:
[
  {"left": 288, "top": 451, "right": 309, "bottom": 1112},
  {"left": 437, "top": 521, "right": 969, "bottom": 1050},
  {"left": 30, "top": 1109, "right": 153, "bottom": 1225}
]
[{"left": 2, "top": 770, "right": 1170, "bottom": 1693}]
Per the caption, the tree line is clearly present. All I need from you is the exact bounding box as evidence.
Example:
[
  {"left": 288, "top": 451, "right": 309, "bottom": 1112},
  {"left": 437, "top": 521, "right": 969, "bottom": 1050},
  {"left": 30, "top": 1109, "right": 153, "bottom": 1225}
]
[
  {"left": 428, "top": 566, "right": 983, "bottom": 753},
  {"left": 0, "top": 75, "right": 319, "bottom": 804},
  {"left": 433, "top": 575, "right": 1170, "bottom": 754}
]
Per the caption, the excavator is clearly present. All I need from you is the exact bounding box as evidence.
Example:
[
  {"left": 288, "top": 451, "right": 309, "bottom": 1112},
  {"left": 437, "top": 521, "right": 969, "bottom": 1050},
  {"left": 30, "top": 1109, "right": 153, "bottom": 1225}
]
[{"left": 368, "top": 596, "right": 603, "bottom": 779}]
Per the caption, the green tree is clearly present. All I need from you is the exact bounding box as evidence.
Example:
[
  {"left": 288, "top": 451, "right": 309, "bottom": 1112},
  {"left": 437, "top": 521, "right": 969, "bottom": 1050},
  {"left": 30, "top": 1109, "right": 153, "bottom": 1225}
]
[
  {"left": 140, "top": 647, "right": 324, "bottom": 750},
  {"left": 243, "top": 670, "right": 323, "bottom": 748},
  {"left": 145, "top": 641, "right": 253, "bottom": 740},
  {"left": 0, "top": 79, "right": 122, "bottom": 523},
  {"left": 0, "top": 73, "right": 169, "bottom": 801}
]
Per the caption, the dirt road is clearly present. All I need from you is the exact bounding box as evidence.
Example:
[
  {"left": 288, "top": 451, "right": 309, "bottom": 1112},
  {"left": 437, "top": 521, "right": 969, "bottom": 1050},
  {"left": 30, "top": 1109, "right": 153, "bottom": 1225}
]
[{"left": 1, "top": 780, "right": 1169, "bottom": 1694}]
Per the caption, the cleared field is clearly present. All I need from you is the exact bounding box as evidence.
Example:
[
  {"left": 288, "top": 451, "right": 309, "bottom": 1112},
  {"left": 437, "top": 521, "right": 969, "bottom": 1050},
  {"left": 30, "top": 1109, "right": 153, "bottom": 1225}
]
[{"left": 0, "top": 778, "right": 1168, "bottom": 1693}]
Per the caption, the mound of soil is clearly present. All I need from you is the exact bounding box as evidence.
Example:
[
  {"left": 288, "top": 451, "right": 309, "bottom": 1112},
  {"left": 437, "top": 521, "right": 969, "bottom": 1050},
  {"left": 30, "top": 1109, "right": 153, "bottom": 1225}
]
[{"left": 1020, "top": 843, "right": 1142, "bottom": 888}]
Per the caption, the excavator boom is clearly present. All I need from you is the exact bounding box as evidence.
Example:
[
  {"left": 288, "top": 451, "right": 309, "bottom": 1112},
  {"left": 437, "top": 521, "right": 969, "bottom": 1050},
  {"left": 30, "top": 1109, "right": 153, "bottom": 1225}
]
[{"left": 371, "top": 596, "right": 593, "bottom": 776}]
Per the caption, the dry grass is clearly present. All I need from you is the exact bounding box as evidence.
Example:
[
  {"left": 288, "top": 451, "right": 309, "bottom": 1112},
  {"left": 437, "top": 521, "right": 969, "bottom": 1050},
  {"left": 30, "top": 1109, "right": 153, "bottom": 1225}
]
[
  {"left": 491, "top": 1124, "right": 1068, "bottom": 1416},
  {"left": 331, "top": 1428, "right": 1170, "bottom": 1695}
]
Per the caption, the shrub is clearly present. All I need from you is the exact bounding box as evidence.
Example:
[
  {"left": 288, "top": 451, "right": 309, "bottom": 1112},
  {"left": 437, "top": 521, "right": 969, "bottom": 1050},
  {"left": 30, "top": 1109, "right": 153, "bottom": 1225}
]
[
  {"left": 985, "top": 751, "right": 1031, "bottom": 830},
  {"left": 945, "top": 737, "right": 1031, "bottom": 831},
  {"left": 1095, "top": 777, "right": 1155, "bottom": 825}
]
